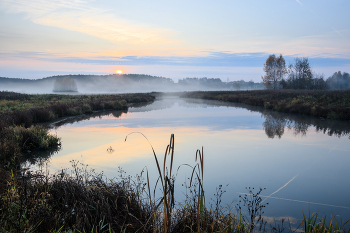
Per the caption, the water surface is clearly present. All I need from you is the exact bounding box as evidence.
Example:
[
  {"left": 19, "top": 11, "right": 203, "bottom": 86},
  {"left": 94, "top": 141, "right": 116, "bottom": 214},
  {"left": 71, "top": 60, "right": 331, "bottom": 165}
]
[{"left": 33, "top": 96, "right": 350, "bottom": 227}]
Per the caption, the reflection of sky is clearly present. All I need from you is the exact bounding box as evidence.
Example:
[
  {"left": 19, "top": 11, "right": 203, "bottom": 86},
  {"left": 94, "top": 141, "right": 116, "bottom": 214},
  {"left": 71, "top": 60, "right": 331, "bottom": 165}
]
[
  {"left": 42, "top": 97, "right": 350, "bottom": 226},
  {"left": 87, "top": 107, "right": 264, "bottom": 131}
]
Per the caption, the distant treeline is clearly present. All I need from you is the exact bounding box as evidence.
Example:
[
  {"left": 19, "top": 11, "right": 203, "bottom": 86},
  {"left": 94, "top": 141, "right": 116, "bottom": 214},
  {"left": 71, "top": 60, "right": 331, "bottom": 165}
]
[
  {"left": 0, "top": 74, "right": 264, "bottom": 93},
  {"left": 178, "top": 77, "right": 264, "bottom": 90},
  {"left": 2, "top": 67, "right": 349, "bottom": 93},
  {"left": 326, "top": 71, "right": 350, "bottom": 90},
  {"left": 262, "top": 55, "right": 350, "bottom": 90}
]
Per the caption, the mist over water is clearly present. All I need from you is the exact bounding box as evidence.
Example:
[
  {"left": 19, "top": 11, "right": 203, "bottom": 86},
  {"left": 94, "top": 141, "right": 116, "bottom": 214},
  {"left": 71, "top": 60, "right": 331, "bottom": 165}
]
[
  {"left": 0, "top": 74, "right": 263, "bottom": 94},
  {"left": 27, "top": 96, "right": 350, "bottom": 227}
]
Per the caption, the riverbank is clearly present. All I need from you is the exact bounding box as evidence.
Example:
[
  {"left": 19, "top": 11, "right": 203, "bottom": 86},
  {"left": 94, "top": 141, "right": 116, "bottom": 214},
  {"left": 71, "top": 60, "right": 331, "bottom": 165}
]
[
  {"left": 0, "top": 92, "right": 157, "bottom": 232},
  {"left": 182, "top": 90, "right": 350, "bottom": 121},
  {"left": 0, "top": 91, "right": 155, "bottom": 169},
  {"left": 0, "top": 92, "right": 154, "bottom": 126}
]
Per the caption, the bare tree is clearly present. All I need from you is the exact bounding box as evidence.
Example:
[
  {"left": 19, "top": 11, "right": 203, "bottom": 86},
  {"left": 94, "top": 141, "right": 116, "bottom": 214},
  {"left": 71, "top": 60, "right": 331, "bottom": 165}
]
[{"left": 262, "top": 54, "right": 286, "bottom": 89}]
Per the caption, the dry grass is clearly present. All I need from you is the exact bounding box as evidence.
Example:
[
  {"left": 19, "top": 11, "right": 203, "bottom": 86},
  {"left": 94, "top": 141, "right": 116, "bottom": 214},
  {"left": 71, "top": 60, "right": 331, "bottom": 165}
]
[{"left": 182, "top": 90, "right": 350, "bottom": 120}]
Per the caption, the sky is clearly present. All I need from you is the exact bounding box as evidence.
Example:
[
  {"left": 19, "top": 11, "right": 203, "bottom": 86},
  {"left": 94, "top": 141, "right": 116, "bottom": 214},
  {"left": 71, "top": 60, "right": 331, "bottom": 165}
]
[{"left": 0, "top": 0, "right": 349, "bottom": 82}]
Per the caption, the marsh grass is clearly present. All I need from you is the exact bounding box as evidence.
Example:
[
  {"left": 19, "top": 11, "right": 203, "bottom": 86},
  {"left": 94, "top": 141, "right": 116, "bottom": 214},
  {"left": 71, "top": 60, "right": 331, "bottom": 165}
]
[
  {"left": 183, "top": 90, "right": 350, "bottom": 120},
  {"left": 302, "top": 211, "right": 350, "bottom": 233},
  {"left": 0, "top": 92, "right": 154, "bottom": 127}
]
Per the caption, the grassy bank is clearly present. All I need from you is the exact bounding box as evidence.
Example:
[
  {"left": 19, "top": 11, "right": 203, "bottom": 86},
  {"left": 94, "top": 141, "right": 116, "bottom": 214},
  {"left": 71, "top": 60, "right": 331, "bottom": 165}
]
[
  {"left": 0, "top": 91, "right": 154, "bottom": 127},
  {"left": 0, "top": 92, "right": 155, "bottom": 170},
  {"left": 0, "top": 92, "right": 154, "bottom": 232},
  {"left": 182, "top": 90, "right": 350, "bottom": 120}
]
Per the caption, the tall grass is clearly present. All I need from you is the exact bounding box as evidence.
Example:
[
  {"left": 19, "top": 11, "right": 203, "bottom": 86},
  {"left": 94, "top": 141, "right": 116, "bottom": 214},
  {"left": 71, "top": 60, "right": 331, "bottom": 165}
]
[
  {"left": 0, "top": 92, "right": 155, "bottom": 127},
  {"left": 182, "top": 90, "right": 350, "bottom": 120},
  {"left": 302, "top": 211, "right": 350, "bottom": 233}
]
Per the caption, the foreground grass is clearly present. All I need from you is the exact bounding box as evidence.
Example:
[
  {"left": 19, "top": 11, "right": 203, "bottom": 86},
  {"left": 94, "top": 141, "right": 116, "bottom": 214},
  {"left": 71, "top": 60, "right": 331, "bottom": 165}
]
[
  {"left": 182, "top": 90, "right": 350, "bottom": 120},
  {"left": 1, "top": 134, "right": 350, "bottom": 232}
]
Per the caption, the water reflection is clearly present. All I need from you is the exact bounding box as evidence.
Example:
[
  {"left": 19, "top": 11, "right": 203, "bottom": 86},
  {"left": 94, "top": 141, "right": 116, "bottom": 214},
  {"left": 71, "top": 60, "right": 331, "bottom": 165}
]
[
  {"left": 181, "top": 98, "right": 350, "bottom": 140},
  {"left": 22, "top": 145, "right": 61, "bottom": 167},
  {"left": 48, "top": 109, "right": 128, "bottom": 128},
  {"left": 263, "top": 115, "right": 286, "bottom": 139},
  {"left": 24, "top": 110, "right": 129, "bottom": 166},
  {"left": 45, "top": 97, "right": 350, "bottom": 140},
  {"left": 261, "top": 110, "right": 350, "bottom": 139},
  {"left": 35, "top": 96, "right": 350, "bottom": 226}
]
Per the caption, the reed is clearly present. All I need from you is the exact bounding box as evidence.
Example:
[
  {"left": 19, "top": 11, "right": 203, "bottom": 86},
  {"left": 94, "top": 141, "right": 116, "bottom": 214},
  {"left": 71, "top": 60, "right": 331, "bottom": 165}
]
[
  {"left": 125, "top": 132, "right": 175, "bottom": 233},
  {"left": 303, "top": 211, "right": 350, "bottom": 233}
]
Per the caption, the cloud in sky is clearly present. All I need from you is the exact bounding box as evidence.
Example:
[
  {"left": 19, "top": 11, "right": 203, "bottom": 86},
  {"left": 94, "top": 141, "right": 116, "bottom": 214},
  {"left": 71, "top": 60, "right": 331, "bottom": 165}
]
[
  {"left": 0, "top": 0, "right": 181, "bottom": 49},
  {"left": 3, "top": 51, "right": 350, "bottom": 68},
  {"left": 0, "top": 0, "right": 350, "bottom": 80},
  {"left": 1, "top": 51, "right": 349, "bottom": 82}
]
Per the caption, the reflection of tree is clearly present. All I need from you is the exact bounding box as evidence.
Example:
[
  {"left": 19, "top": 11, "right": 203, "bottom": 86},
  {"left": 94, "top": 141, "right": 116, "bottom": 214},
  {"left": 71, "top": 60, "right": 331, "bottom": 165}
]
[
  {"left": 262, "top": 111, "right": 310, "bottom": 139},
  {"left": 51, "top": 109, "right": 128, "bottom": 128},
  {"left": 112, "top": 111, "right": 125, "bottom": 118},
  {"left": 289, "top": 122, "right": 308, "bottom": 136},
  {"left": 263, "top": 115, "right": 287, "bottom": 139},
  {"left": 22, "top": 145, "right": 61, "bottom": 167},
  {"left": 182, "top": 98, "right": 350, "bottom": 140}
]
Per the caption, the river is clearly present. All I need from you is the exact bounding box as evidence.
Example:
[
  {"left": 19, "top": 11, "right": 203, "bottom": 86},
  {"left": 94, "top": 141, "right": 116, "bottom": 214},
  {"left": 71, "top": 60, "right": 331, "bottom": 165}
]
[{"left": 29, "top": 95, "right": 350, "bottom": 228}]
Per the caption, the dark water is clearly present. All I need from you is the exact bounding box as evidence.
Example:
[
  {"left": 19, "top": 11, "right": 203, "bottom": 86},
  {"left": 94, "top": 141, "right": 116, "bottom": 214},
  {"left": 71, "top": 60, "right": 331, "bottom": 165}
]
[{"left": 31, "top": 96, "right": 350, "bottom": 227}]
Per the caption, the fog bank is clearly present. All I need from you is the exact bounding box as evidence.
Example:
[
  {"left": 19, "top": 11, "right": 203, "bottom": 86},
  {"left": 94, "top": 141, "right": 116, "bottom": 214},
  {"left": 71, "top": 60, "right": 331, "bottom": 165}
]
[{"left": 0, "top": 74, "right": 264, "bottom": 94}]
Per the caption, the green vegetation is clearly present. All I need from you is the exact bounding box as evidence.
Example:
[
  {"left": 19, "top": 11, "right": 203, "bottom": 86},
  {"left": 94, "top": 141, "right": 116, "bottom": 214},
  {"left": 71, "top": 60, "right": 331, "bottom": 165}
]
[{"left": 182, "top": 90, "right": 350, "bottom": 120}]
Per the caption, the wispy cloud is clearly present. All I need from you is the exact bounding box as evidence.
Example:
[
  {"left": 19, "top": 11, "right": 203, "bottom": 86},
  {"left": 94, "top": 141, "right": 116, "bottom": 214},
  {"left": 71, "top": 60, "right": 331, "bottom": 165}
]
[
  {"left": 0, "top": 0, "right": 180, "bottom": 47},
  {"left": 3, "top": 51, "right": 350, "bottom": 68}
]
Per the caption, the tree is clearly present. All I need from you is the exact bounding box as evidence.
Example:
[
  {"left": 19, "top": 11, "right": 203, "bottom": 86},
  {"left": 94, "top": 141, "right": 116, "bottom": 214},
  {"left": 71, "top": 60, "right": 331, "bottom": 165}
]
[
  {"left": 287, "top": 57, "right": 313, "bottom": 89},
  {"left": 326, "top": 71, "right": 350, "bottom": 90},
  {"left": 280, "top": 57, "right": 326, "bottom": 90},
  {"left": 262, "top": 54, "right": 286, "bottom": 89},
  {"left": 233, "top": 81, "right": 241, "bottom": 90}
]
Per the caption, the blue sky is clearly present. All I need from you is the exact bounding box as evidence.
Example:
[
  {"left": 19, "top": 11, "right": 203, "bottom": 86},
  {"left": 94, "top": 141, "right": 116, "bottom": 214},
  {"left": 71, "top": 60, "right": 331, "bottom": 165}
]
[{"left": 0, "top": 0, "right": 349, "bottom": 82}]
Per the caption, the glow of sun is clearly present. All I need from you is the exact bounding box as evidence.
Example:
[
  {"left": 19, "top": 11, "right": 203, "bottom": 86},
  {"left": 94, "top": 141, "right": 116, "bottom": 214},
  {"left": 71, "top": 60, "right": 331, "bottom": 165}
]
[{"left": 116, "top": 70, "right": 123, "bottom": 74}]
